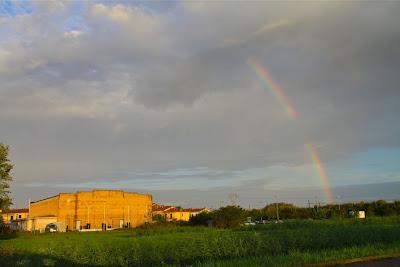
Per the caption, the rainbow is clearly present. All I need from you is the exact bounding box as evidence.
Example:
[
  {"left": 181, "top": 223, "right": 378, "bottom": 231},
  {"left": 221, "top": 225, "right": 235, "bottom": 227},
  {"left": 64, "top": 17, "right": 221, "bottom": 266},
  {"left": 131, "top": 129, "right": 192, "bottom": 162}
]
[
  {"left": 248, "top": 59, "right": 297, "bottom": 119},
  {"left": 306, "top": 143, "right": 334, "bottom": 203},
  {"left": 249, "top": 59, "right": 334, "bottom": 203}
]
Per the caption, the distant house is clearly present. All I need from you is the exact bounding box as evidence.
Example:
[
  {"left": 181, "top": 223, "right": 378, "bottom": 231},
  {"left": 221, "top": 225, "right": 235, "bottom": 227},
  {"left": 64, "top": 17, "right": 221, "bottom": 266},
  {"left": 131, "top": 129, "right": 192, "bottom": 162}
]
[
  {"left": 152, "top": 204, "right": 175, "bottom": 216},
  {"left": 0, "top": 208, "right": 29, "bottom": 223},
  {"left": 165, "top": 207, "right": 209, "bottom": 222},
  {"left": 0, "top": 208, "right": 29, "bottom": 231},
  {"left": 152, "top": 203, "right": 209, "bottom": 222}
]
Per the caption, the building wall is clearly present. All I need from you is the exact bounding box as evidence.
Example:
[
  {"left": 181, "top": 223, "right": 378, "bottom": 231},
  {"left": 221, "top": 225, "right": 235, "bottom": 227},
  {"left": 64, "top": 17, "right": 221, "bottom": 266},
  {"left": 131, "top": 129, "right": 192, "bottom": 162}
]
[
  {"left": 62, "top": 190, "right": 153, "bottom": 230},
  {"left": 165, "top": 211, "right": 187, "bottom": 221},
  {"left": 165, "top": 211, "right": 201, "bottom": 222},
  {"left": 152, "top": 206, "right": 174, "bottom": 220},
  {"left": 30, "top": 196, "right": 60, "bottom": 217},
  {"left": 0, "top": 211, "right": 29, "bottom": 223},
  {"left": 164, "top": 209, "right": 208, "bottom": 222},
  {"left": 31, "top": 217, "right": 58, "bottom": 232},
  {"left": 29, "top": 190, "right": 152, "bottom": 231},
  {"left": 58, "top": 193, "right": 77, "bottom": 230}
]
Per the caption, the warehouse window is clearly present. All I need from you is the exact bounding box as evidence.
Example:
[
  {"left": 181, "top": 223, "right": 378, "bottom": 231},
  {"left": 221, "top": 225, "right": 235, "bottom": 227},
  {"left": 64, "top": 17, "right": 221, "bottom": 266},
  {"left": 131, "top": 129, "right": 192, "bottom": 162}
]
[{"left": 19, "top": 215, "right": 22, "bottom": 219}]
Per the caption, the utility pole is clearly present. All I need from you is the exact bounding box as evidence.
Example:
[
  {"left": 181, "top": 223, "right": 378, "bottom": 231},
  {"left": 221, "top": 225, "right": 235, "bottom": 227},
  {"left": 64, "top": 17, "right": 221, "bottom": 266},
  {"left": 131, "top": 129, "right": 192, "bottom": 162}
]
[
  {"left": 103, "top": 203, "right": 106, "bottom": 228},
  {"left": 315, "top": 196, "right": 319, "bottom": 216},
  {"left": 28, "top": 198, "right": 31, "bottom": 219},
  {"left": 128, "top": 205, "right": 130, "bottom": 228},
  {"left": 275, "top": 195, "right": 279, "bottom": 221},
  {"left": 28, "top": 198, "right": 31, "bottom": 232},
  {"left": 87, "top": 205, "right": 90, "bottom": 225},
  {"left": 229, "top": 192, "right": 239, "bottom": 206}
]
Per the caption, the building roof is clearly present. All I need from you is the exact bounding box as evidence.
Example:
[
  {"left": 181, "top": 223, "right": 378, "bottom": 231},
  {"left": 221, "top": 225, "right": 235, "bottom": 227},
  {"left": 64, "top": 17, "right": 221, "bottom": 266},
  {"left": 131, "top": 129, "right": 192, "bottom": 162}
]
[
  {"left": 30, "top": 194, "right": 59, "bottom": 204},
  {"left": 0, "top": 208, "right": 29, "bottom": 214},
  {"left": 166, "top": 207, "right": 208, "bottom": 213},
  {"left": 152, "top": 204, "right": 175, "bottom": 212},
  {"left": 183, "top": 208, "right": 208, "bottom": 212},
  {"left": 152, "top": 203, "right": 209, "bottom": 215},
  {"left": 164, "top": 207, "right": 180, "bottom": 212},
  {"left": 152, "top": 203, "right": 209, "bottom": 213}
]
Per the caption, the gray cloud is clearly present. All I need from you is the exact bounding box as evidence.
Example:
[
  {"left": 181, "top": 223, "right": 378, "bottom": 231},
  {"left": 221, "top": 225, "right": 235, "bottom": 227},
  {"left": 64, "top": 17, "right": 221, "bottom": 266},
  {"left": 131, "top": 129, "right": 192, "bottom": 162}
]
[{"left": 1, "top": 2, "right": 400, "bottom": 207}]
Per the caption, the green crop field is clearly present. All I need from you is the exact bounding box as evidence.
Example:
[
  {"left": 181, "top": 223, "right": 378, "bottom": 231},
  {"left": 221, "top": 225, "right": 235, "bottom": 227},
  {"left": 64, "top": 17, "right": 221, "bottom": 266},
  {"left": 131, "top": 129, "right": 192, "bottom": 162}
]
[{"left": 1, "top": 217, "right": 400, "bottom": 266}]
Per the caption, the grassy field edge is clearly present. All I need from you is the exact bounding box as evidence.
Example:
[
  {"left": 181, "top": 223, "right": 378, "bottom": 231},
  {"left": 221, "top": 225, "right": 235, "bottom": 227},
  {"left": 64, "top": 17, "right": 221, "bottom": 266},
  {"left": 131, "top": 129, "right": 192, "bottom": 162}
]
[
  {"left": 198, "top": 242, "right": 400, "bottom": 267},
  {"left": 1, "top": 218, "right": 400, "bottom": 266}
]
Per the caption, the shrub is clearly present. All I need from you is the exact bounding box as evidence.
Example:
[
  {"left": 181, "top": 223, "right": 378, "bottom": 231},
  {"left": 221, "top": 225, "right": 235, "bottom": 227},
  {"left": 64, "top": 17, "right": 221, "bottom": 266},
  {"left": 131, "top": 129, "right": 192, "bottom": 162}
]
[
  {"left": 189, "top": 212, "right": 213, "bottom": 226},
  {"left": 213, "top": 206, "right": 246, "bottom": 228},
  {"left": 152, "top": 214, "right": 166, "bottom": 223}
]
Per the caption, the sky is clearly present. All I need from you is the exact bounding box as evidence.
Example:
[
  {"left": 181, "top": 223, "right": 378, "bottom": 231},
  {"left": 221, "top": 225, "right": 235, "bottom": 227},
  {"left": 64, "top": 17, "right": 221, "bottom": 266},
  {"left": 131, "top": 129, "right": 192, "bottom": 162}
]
[{"left": 1, "top": 1, "right": 400, "bottom": 208}]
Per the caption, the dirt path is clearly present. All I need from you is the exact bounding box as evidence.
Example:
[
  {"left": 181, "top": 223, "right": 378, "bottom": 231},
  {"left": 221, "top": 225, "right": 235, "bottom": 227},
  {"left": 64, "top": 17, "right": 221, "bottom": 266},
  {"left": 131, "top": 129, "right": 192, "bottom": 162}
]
[{"left": 340, "top": 257, "right": 400, "bottom": 266}]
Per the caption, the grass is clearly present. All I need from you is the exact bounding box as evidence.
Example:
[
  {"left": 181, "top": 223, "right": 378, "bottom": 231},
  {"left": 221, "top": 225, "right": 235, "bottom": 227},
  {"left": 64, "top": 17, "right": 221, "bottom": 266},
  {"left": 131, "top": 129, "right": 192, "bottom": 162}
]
[
  {"left": 199, "top": 243, "right": 400, "bottom": 266},
  {"left": 0, "top": 217, "right": 400, "bottom": 266}
]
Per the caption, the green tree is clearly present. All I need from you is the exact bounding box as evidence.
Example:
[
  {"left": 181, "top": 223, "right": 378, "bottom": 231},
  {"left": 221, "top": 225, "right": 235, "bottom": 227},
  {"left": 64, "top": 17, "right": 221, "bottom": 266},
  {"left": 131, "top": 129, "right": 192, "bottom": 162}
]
[
  {"left": 246, "top": 208, "right": 263, "bottom": 221},
  {"left": 152, "top": 214, "right": 166, "bottom": 223},
  {"left": 374, "top": 200, "right": 395, "bottom": 216},
  {"left": 0, "top": 144, "right": 13, "bottom": 210},
  {"left": 213, "top": 206, "right": 246, "bottom": 228}
]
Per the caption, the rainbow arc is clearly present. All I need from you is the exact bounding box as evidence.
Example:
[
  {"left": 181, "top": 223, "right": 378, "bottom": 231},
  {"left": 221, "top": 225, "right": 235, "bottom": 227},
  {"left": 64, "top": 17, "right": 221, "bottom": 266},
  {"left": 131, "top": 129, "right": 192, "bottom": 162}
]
[
  {"left": 248, "top": 59, "right": 297, "bottom": 119},
  {"left": 249, "top": 59, "right": 333, "bottom": 203}
]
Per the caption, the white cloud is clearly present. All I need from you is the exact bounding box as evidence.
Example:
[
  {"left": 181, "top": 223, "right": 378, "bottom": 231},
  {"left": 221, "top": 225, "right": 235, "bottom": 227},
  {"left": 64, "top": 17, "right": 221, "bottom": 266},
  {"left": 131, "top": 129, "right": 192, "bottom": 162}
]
[
  {"left": 63, "top": 30, "right": 85, "bottom": 39},
  {"left": 87, "top": 3, "right": 172, "bottom": 54},
  {"left": 90, "top": 4, "right": 135, "bottom": 24}
]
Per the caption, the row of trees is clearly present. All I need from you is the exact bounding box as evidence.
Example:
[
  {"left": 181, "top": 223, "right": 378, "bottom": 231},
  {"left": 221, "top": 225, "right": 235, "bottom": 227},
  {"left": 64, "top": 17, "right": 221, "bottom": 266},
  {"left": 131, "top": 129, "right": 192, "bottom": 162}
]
[
  {"left": 189, "top": 200, "right": 400, "bottom": 228},
  {"left": 247, "top": 200, "right": 400, "bottom": 220}
]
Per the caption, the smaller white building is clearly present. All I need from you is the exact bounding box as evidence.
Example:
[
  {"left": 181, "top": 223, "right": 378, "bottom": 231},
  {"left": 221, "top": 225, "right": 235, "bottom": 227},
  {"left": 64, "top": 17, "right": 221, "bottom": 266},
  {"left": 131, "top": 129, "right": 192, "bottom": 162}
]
[{"left": 358, "top": 211, "right": 366, "bottom": 219}]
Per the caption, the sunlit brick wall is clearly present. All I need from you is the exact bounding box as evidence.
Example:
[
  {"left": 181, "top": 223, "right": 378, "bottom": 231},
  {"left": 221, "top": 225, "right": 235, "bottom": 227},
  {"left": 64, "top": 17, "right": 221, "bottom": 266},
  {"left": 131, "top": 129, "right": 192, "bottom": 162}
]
[
  {"left": 30, "top": 196, "right": 59, "bottom": 218},
  {"left": 30, "top": 190, "right": 152, "bottom": 230}
]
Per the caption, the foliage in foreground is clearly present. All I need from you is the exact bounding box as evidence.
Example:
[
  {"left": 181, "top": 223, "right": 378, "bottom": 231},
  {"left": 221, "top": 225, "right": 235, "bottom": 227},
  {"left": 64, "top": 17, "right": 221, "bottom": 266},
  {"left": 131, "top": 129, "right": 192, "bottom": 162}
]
[
  {"left": 0, "top": 217, "right": 400, "bottom": 266},
  {"left": 0, "top": 143, "right": 13, "bottom": 210}
]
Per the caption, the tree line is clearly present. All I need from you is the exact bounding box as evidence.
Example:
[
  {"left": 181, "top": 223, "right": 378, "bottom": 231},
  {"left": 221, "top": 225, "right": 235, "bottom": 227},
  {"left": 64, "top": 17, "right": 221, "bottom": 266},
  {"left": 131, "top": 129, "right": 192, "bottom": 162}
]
[{"left": 189, "top": 200, "right": 400, "bottom": 228}]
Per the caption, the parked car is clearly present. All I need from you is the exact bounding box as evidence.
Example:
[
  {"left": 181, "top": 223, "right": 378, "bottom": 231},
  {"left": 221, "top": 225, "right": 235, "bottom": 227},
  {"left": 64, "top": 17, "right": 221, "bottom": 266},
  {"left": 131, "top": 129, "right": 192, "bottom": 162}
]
[
  {"left": 45, "top": 223, "right": 58, "bottom": 232},
  {"left": 45, "top": 222, "right": 66, "bottom": 233}
]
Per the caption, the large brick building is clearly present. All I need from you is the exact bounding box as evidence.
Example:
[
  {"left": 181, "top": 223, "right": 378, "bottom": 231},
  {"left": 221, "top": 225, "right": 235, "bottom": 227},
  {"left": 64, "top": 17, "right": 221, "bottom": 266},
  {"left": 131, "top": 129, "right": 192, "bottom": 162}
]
[{"left": 29, "top": 190, "right": 152, "bottom": 231}]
